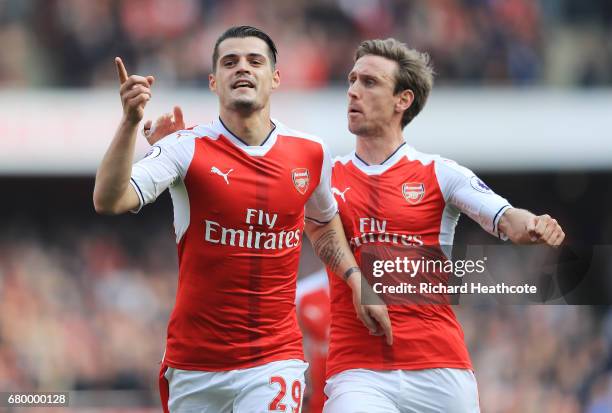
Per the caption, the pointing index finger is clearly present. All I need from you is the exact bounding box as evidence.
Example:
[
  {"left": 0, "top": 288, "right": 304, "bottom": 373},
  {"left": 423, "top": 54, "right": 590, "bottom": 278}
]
[{"left": 115, "top": 57, "right": 128, "bottom": 84}]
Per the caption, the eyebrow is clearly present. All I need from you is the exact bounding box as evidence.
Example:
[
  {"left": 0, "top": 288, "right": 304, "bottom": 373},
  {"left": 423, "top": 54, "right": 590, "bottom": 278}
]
[
  {"left": 220, "top": 53, "right": 267, "bottom": 61},
  {"left": 348, "top": 72, "right": 381, "bottom": 81}
]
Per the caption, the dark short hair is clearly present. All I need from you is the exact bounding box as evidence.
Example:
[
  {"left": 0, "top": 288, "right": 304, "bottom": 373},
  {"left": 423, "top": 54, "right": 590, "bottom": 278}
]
[
  {"left": 355, "top": 38, "right": 434, "bottom": 128},
  {"left": 212, "top": 26, "right": 278, "bottom": 71}
]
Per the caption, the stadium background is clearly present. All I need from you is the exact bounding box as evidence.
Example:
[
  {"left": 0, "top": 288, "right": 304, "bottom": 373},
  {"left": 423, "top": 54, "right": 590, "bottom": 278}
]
[{"left": 0, "top": 0, "right": 611, "bottom": 412}]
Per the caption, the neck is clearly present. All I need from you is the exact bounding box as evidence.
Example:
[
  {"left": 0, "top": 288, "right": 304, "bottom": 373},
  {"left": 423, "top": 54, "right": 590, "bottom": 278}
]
[
  {"left": 219, "top": 106, "right": 274, "bottom": 146},
  {"left": 355, "top": 128, "right": 405, "bottom": 165}
]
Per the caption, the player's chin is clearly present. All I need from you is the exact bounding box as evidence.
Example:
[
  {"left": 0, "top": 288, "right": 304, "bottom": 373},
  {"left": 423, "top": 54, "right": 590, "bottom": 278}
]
[
  {"left": 348, "top": 119, "right": 365, "bottom": 135},
  {"left": 230, "top": 96, "right": 259, "bottom": 111}
]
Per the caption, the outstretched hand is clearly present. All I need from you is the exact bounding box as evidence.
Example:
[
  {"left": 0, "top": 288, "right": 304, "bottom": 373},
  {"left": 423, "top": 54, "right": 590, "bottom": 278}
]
[
  {"left": 143, "top": 106, "right": 185, "bottom": 145},
  {"left": 115, "top": 57, "right": 154, "bottom": 124}
]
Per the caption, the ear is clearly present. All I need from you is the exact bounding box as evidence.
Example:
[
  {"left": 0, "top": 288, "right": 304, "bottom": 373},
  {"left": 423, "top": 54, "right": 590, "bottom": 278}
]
[
  {"left": 396, "top": 89, "right": 414, "bottom": 113},
  {"left": 209, "top": 73, "right": 217, "bottom": 93},
  {"left": 271, "top": 68, "right": 280, "bottom": 90}
]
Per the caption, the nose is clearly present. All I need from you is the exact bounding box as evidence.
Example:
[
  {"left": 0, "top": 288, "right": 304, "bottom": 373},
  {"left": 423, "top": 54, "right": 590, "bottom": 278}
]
[
  {"left": 235, "top": 57, "right": 251, "bottom": 74},
  {"left": 348, "top": 82, "right": 359, "bottom": 100}
]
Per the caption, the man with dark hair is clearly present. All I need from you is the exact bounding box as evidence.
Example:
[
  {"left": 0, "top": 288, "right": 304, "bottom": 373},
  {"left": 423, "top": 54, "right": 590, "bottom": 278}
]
[
  {"left": 322, "top": 38, "right": 565, "bottom": 412},
  {"left": 93, "top": 26, "right": 391, "bottom": 413},
  {"left": 212, "top": 25, "right": 278, "bottom": 70}
]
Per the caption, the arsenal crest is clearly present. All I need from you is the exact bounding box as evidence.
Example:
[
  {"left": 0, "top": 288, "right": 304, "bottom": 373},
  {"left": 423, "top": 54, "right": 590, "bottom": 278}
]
[
  {"left": 292, "top": 168, "right": 310, "bottom": 195},
  {"left": 402, "top": 182, "right": 425, "bottom": 204}
]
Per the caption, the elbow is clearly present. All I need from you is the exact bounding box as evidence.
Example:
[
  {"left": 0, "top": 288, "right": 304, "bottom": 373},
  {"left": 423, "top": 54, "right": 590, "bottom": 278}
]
[
  {"left": 93, "top": 200, "right": 117, "bottom": 215},
  {"left": 93, "top": 193, "right": 121, "bottom": 216}
]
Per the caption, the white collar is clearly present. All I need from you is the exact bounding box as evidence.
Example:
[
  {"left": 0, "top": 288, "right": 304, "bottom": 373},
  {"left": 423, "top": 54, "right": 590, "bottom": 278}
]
[
  {"left": 351, "top": 141, "right": 410, "bottom": 175},
  {"left": 214, "top": 117, "right": 280, "bottom": 157}
]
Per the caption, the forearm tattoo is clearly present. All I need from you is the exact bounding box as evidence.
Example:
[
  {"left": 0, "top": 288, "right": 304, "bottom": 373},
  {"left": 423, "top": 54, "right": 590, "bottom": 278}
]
[
  {"left": 312, "top": 229, "right": 345, "bottom": 274},
  {"left": 343, "top": 267, "right": 360, "bottom": 281}
]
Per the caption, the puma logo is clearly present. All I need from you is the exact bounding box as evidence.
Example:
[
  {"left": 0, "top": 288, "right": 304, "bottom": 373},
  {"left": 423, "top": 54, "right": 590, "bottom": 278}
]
[
  {"left": 211, "top": 166, "right": 233, "bottom": 184},
  {"left": 332, "top": 187, "right": 350, "bottom": 202}
]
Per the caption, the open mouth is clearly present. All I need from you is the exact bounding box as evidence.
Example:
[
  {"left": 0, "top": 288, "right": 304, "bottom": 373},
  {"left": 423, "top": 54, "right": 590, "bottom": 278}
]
[{"left": 232, "top": 80, "right": 255, "bottom": 89}]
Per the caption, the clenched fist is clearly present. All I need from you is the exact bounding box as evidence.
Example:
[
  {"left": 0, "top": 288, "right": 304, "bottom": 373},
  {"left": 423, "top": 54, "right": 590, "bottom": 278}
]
[{"left": 527, "top": 214, "right": 565, "bottom": 247}]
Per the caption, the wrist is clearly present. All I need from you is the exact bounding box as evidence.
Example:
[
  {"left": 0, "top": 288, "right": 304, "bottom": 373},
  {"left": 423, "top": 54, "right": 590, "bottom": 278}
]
[
  {"left": 121, "top": 114, "right": 142, "bottom": 128},
  {"left": 344, "top": 267, "right": 361, "bottom": 289}
]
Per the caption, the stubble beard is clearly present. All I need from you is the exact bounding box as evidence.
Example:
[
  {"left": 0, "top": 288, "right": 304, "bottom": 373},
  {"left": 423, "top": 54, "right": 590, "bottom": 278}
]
[
  {"left": 230, "top": 95, "right": 263, "bottom": 114},
  {"left": 349, "top": 120, "right": 374, "bottom": 137}
]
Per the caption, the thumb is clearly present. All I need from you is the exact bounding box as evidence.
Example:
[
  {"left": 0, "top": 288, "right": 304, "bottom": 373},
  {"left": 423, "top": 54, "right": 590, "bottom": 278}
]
[
  {"left": 146, "top": 75, "right": 155, "bottom": 87},
  {"left": 358, "top": 309, "right": 377, "bottom": 334}
]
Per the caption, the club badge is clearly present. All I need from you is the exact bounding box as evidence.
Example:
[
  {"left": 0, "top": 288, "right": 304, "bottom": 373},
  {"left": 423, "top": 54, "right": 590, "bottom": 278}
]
[
  {"left": 402, "top": 182, "right": 425, "bottom": 204},
  {"left": 292, "top": 168, "right": 310, "bottom": 195}
]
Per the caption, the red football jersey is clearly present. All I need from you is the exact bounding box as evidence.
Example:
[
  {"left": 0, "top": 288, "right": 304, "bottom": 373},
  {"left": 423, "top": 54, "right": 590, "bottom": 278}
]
[
  {"left": 130, "top": 118, "right": 337, "bottom": 371},
  {"left": 326, "top": 143, "right": 511, "bottom": 378}
]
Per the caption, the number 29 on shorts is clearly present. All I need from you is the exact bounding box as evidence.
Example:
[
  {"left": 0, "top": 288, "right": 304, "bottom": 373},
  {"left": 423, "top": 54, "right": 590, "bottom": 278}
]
[{"left": 268, "top": 375, "right": 303, "bottom": 412}]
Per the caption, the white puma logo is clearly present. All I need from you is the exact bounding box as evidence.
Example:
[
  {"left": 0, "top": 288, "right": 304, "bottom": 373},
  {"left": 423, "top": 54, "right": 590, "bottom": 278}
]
[
  {"left": 211, "top": 166, "right": 233, "bottom": 184},
  {"left": 332, "top": 187, "right": 350, "bottom": 202}
]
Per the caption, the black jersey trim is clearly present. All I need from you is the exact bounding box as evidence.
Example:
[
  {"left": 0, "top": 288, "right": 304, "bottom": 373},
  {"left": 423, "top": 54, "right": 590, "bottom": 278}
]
[
  {"left": 492, "top": 204, "right": 511, "bottom": 236},
  {"left": 218, "top": 116, "right": 277, "bottom": 147},
  {"left": 354, "top": 142, "right": 407, "bottom": 166}
]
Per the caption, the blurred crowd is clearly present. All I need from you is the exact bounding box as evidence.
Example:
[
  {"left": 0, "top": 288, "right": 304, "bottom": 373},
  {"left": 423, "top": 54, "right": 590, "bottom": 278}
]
[
  {"left": 0, "top": 0, "right": 611, "bottom": 89},
  {"left": 0, "top": 221, "right": 176, "bottom": 408},
  {"left": 0, "top": 217, "right": 611, "bottom": 412}
]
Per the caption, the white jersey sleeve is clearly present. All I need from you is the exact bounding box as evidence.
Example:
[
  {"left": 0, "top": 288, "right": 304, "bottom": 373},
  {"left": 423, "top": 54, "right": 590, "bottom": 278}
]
[
  {"left": 129, "top": 130, "right": 197, "bottom": 213},
  {"left": 304, "top": 142, "right": 338, "bottom": 224},
  {"left": 435, "top": 159, "right": 512, "bottom": 239}
]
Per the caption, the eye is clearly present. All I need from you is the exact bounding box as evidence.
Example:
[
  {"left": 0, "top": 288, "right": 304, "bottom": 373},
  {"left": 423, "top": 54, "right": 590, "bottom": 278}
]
[
  {"left": 223, "top": 60, "right": 235, "bottom": 68},
  {"left": 364, "top": 78, "right": 375, "bottom": 86}
]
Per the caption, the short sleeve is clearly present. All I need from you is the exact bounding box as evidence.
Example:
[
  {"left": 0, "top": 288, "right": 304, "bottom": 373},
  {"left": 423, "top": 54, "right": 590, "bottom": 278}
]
[
  {"left": 304, "top": 142, "right": 338, "bottom": 224},
  {"left": 435, "top": 159, "right": 512, "bottom": 239},
  {"left": 129, "top": 131, "right": 196, "bottom": 213}
]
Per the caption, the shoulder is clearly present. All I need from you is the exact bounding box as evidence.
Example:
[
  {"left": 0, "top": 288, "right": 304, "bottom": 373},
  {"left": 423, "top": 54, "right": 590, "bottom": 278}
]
[
  {"left": 332, "top": 153, "right": 352, "bottom": 167},
  {"left": 406, "top": 146, "right": 472, "bottom": 177},
  {"left": 410, "top": 148, "right": 496, "bottom": 196},
  {"left": 275, "top": 121, "right": 326, "bottom": 148}
]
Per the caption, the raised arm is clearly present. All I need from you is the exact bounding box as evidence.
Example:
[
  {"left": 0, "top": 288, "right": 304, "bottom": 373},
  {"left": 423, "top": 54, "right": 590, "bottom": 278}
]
[
  {"left": 305, "top": 216, "right": 393, "bottom": 345},
  {"left": 93, "top": 57, "right": 155, "bottom": 215},
  {"left": 498, "top": 208, "right": 565, "bottom": 246}
]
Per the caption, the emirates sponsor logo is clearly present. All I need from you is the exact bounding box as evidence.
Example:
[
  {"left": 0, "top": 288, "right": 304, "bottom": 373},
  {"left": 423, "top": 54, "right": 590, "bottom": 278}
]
[
  {"left": 204, "top": 220, "right": 301, "bottom": 250},
  {"left": 402, "top": 182, "right": 425, "bottom": 204},
  {"left": 292, "top": 168, "right": 310, "bottom": 195},
  {"left": 352, "top": 217, "right": 423, "bottom": 247},
  {"left": 350, "top": 232, "right": 424, "bottom": 248},
  {"left": 203, "top": 208, "right": 301, "bottom": 250}
]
